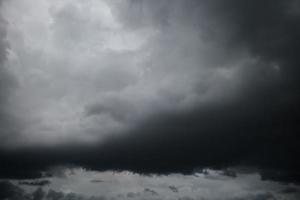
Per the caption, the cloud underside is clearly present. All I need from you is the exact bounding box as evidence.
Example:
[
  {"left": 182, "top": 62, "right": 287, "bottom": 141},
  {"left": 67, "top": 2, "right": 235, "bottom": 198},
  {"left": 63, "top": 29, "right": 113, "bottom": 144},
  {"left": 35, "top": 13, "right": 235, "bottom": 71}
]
[{"left": 0, "top": 0, "right": 299, "bottom": 182}]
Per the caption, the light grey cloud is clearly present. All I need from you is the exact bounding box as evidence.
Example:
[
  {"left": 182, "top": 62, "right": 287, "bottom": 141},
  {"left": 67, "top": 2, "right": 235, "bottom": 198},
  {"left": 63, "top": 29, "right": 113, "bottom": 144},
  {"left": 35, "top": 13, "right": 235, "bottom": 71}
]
[
  {"left": 0, "top": 0, "right": 255, "bottom": 147},
  {"left": 2, "top": 169, "right": 300, "bottom": 199},
  {"left": 0, "top": 0, "right": 22, "bottom": 148}
]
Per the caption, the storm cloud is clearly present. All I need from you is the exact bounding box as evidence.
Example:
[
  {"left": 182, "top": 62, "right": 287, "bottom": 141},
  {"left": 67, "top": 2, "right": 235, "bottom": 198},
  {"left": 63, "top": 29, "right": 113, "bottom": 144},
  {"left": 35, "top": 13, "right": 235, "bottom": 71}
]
[{"left": 0, "top": 0, "right": 299, "bottom": 184}]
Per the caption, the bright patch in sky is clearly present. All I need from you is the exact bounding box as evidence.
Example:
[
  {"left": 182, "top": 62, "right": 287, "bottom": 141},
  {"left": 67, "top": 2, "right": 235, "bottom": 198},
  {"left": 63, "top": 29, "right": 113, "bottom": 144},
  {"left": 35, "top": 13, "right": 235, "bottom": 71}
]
[{"left": 8, "top": 169, "right": 300, "bottom": 200}]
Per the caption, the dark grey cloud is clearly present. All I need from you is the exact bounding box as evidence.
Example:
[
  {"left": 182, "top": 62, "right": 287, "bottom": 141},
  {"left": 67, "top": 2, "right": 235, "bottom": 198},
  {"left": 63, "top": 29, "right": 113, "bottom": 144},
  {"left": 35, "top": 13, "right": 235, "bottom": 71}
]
[
  {"left": 221, "top": 169, "right": 237, "bottom": 178},
  {"left": 144, "top": 188, "right": 158, "bottom": 196},
  {"left": 126, "top": 192, "right": 138, "bottom": 198},
  {"left": 231, "top": 193, "right": 276, "bottom": 200},
  {"left": 47, "top": 189, "right": 65, "bottom": 200},
  {"left": 281, "top": 187, "right": 300, "bottom": 194},
  {"left": 32, "top": 188, "right": 46, "bottom": 200},
  {"left": 168, "top": 186, "right": 178, "bottom": 193},
  {"left": 0, "top": 0, "right": 299, "bottom": 187},
  {"left": 18, "top": 180, "right": 51, "bottom": 187},
  {"left": 0, "top": 181, "right": 25, "bottom": 200},
  {"left": 90, "top": 179, "right": 104, "bottom": 183},
  {"left": 0, "top": 183, "right": 75, "bottom": 200},
  {"left": 89, "top": 0, "right": 299, "bottom": 180}
]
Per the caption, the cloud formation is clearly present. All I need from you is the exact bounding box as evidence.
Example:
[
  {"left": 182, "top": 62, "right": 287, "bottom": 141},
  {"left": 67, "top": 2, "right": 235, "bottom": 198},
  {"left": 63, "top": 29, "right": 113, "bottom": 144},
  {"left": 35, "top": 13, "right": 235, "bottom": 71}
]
[
  {"left": 0, "top": 0, "right": 299, "bottom": 183},
  {"left": 1, "top": 170, "right": 300, "bottom": 200}
]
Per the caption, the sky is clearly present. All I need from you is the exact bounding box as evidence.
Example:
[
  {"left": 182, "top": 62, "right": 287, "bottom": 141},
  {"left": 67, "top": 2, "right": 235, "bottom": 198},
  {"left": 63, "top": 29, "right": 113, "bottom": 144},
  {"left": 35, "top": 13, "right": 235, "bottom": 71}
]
[{"left": 0, "top": 0, "right": 300, "bottom": 199}]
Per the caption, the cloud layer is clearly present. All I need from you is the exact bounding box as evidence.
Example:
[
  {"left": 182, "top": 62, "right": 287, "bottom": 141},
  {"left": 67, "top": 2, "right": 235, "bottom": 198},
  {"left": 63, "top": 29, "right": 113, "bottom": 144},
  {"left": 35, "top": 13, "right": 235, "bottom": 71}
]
[{"left": 1, "top": 169, "right": 300, "bottom": 200}]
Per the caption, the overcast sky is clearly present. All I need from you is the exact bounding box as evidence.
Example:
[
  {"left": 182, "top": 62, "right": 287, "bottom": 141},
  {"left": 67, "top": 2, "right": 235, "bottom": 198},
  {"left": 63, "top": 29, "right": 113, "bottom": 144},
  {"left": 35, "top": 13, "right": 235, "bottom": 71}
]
[
  {"left": 0, "top": 0, "right": 259, "bottom": 147},
  {"left": 0, "top": 0, "right": 300, "bottom": 196}
]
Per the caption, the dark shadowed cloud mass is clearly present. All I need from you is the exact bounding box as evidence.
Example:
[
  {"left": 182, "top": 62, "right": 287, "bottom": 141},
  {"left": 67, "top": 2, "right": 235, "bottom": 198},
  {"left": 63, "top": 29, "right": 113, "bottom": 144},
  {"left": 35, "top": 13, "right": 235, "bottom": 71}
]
[{"left": 0, "top": 0, "right": 299, "bottom": 187}]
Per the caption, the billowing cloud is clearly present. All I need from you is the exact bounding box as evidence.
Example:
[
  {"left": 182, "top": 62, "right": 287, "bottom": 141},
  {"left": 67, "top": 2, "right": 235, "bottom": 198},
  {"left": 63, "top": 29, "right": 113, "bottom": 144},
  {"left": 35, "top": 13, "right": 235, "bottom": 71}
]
[{"left": 0, "top": 0, "right": 299, "bottom": 184}]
